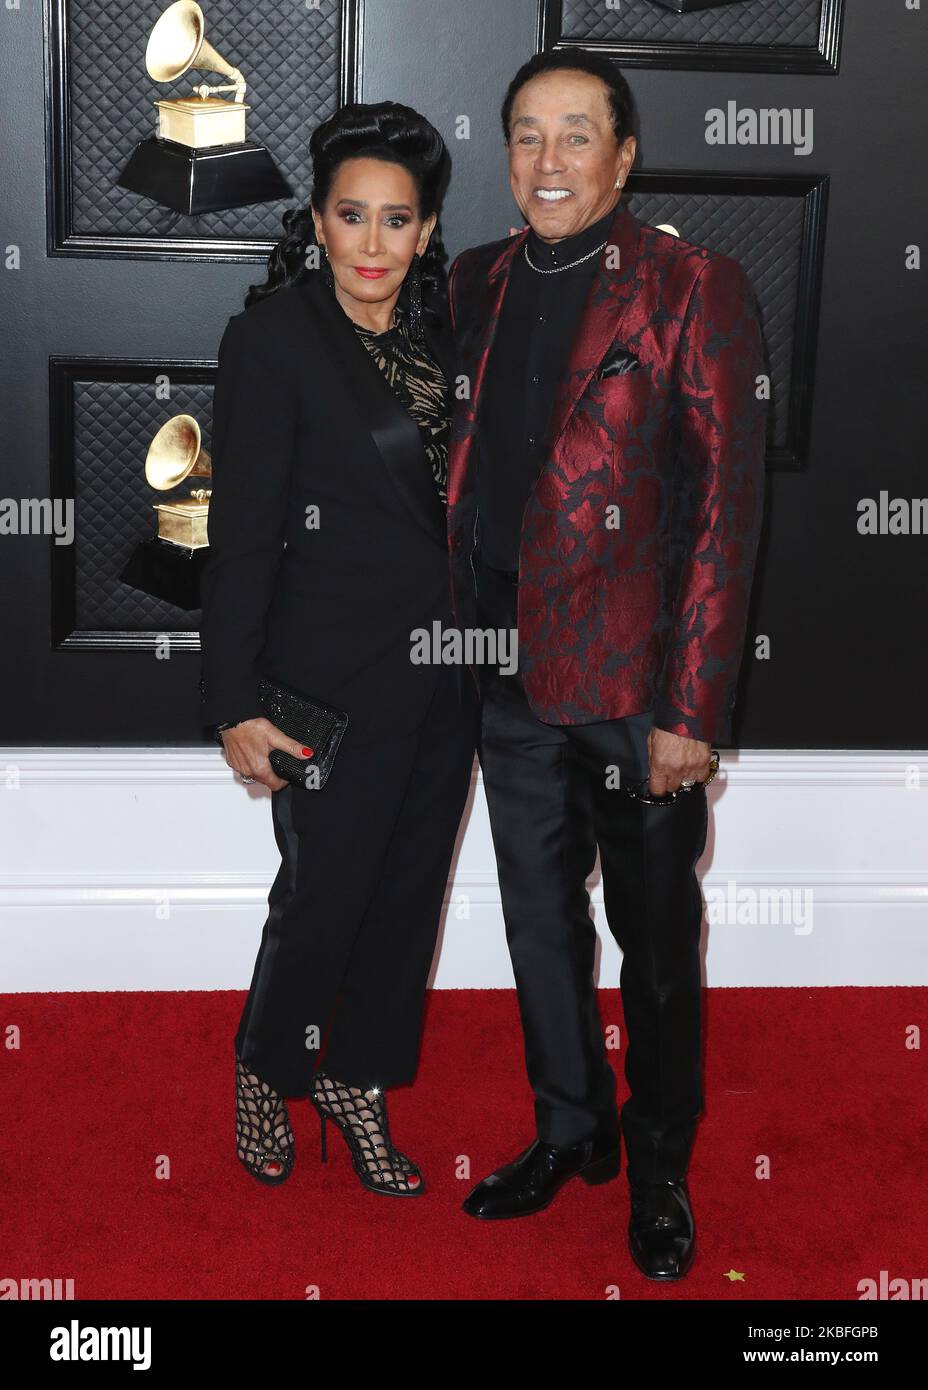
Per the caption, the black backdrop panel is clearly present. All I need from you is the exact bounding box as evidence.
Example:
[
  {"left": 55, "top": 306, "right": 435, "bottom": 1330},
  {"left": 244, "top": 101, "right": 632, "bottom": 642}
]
[
  {"left": 542, "top": 0, "right": 843, "bottom": 72},
  {"left": 50, "top": 359, "right": 216, "bottom": 649},
  {"left": 3, "top": 0, "right": 923, "bottom": 746},
  {"left": 624, "top": 173, "right": 828, "bottom": 469},
  {"left": 47, "top": 0, "right": 360, "bottom": 257}
]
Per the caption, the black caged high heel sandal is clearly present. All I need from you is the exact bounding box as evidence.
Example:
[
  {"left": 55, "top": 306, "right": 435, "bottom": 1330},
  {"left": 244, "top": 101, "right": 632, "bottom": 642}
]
[
  {"left": 234, "top": 1051, "right": 295, "bottom": 1186},
  {"left": 310, "top": 1071, "right": 424, "bottom": 1197}
]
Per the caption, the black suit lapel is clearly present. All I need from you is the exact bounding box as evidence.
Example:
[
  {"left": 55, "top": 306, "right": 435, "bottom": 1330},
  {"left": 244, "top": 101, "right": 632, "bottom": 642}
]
[{"left": 298, "top": 274, "right": 447, "bottom": 549}]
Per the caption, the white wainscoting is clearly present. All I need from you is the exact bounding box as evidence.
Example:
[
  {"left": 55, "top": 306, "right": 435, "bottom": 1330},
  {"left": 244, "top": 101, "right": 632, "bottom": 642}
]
[{"left": 0, "top": 749, "right": 925, "bottom": 991}]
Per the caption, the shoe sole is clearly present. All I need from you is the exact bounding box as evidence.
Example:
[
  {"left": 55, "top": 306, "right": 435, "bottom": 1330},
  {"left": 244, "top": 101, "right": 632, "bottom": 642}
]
[
  {"left": 463, "top": 1147, "right": 621, "bottom": 1220},
  {"left": 357, "top": 1182, "right": 426, "bottom": 1198}
]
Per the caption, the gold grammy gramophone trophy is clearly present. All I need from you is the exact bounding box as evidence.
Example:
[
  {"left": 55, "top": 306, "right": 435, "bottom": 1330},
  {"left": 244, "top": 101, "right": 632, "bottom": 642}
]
[
  {"left": 118, "top": 1, "right": 291, "bottom": 215},
  {"left": 119, "top": 414, "right": 212, "bottom": 611},
  {"left": 146, "top": 413, "right": 212, "bottom": 549}
]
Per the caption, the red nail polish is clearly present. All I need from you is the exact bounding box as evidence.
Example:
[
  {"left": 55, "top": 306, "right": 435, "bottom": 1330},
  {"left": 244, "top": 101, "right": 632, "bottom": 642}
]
[{"left": 302, "top": 747, "right": 314, "bottom": 757}]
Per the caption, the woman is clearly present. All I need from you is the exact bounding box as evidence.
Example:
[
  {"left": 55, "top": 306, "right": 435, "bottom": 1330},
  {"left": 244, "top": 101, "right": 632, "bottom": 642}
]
[{"left": 198, "top": 103, "right": 476, "bottom": 1196}]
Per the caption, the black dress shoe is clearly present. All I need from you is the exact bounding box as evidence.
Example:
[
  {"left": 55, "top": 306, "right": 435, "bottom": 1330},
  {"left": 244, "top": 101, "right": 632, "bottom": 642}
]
[
  {"left": 628, "top": 1178, "right": 696, "bottom": 1280},
  {"left": 462, "top": 1131, "right": 621, "bottom": 1220}
]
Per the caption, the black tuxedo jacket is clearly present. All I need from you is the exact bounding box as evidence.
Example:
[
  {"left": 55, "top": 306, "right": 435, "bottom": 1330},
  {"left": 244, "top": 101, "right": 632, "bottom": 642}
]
[{"left": 198, "top": 272, "right": 458, "bottom": 743}]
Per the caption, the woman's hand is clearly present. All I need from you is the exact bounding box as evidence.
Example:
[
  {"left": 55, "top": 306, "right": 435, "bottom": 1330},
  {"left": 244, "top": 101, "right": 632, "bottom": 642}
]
[{"left": 220, "top": 717, "right": 311, "bottom": 792}]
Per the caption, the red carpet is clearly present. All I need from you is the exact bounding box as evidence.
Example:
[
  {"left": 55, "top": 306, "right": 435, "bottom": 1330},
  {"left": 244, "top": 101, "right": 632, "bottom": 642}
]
[{"left": 1, "top": 988, "right": 924, "bottom": 1300}]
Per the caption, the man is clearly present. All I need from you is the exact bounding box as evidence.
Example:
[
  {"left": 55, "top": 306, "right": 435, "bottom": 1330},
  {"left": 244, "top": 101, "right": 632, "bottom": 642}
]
[{"left": 446, "top": 49, "right": 767, "bottom": 1279}]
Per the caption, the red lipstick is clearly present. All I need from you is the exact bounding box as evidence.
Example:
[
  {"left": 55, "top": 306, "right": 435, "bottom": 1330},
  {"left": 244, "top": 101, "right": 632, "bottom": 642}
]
[{"left": 354, "top": 266, "right": 389, "bottom": 279}]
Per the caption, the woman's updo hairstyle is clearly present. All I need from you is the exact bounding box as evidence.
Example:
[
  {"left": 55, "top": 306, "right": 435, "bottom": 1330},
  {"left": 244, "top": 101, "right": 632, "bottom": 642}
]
[{"left": 246, "top": 101, "right": 451, "bottom": 322}]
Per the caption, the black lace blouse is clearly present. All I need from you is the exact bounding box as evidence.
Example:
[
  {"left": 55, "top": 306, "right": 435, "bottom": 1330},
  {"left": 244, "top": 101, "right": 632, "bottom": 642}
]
[{"left": 349, "top": 303, "right": 450, "bottom": 506}]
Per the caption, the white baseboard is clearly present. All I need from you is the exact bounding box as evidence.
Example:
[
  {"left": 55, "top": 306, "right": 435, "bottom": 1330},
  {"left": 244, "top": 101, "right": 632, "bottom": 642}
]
[{"left": 1, "top": 748, "right": 925, "bottom": 989}]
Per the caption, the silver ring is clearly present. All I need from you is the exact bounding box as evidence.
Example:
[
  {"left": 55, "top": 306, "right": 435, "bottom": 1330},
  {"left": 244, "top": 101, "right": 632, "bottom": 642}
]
[
  {"left": 239, "top": 774, "right": 255, "bottom": 785},
  {"left": 680, "top": 779, "right": 696, "bottom": 789}
]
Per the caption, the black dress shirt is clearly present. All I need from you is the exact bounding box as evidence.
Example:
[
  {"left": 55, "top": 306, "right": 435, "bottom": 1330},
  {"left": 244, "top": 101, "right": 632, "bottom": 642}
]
[{"left": 475, "top": 200, "right": 618, "bottom": 571}]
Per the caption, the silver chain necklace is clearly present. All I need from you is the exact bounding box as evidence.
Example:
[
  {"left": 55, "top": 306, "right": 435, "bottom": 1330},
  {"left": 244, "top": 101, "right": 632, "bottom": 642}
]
[{"left": 523, "top": 238, "right": 607, "bottom": 275}]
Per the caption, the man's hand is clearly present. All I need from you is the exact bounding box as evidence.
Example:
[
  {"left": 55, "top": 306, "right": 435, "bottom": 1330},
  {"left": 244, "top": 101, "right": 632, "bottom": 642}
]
[
  {"left": 647, "top": 726, "right": 712, "bottom": 797},
  {"left": 220, "top": 717, "right": 310, "bottom": 792}
]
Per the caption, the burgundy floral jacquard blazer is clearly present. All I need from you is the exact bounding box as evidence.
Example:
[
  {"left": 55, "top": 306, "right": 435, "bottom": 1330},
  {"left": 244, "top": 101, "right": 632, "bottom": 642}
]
[{"left": 446, "top": 200, "right": 768, "bottom": 745}]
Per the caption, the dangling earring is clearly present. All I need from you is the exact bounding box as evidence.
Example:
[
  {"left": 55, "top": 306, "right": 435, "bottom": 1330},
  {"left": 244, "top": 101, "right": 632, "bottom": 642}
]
[
  {"left": 319, "top": 242, "right": 335, "bottom": 292},
  {"left": 407, "top": 252, "right": 424, "bottom": 341}
]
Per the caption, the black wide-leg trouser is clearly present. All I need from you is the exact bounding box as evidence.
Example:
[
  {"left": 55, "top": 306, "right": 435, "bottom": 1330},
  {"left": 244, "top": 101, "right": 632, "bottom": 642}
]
[
  {"left": 475, "top": 557, "right": 708, "bottom": 1184},
  {"left": 235, "top": 662, "right": 476, "bottom": 1098}
]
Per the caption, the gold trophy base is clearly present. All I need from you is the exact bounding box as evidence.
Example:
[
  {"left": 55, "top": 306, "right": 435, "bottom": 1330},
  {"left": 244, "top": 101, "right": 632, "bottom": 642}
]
[
  {"left": 154, "top": 499, "right": 209, "bottom": 550},
  {"left": 155, "top": 96, "right": 248, "bottom": 148}
]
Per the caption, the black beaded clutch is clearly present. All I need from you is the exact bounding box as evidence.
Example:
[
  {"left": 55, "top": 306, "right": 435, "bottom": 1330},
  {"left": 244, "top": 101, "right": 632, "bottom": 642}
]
[{"left": 257, "top": 677, "right": 348, "bottom": 790}]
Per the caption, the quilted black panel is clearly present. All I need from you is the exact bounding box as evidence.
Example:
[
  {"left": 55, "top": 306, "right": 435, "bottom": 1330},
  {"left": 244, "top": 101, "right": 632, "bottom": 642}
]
[
  {"left": 66, "top": 0, "right": 340, "bottom": 242},
  {"left": 72, "top": 377, "right": 214, "bottom": 629},
  {"left": 561, "top": 0, "right": 821, "bottom": 46},
  {"left": 628, "top": 188, "right": 803, "bottom": 447}
]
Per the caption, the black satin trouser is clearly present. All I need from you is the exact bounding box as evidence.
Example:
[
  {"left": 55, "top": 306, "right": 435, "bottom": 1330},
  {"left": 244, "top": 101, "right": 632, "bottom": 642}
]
[
  {"left": 475, "top": 557, "right": 708, "bottom": 1183},
  {"left": 234, "top": 662, "right": 476, "bottom": 1098}
]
